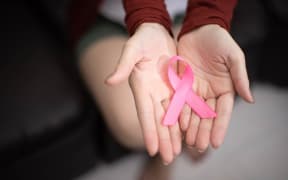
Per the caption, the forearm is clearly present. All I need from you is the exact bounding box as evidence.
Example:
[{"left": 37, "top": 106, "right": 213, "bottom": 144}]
[{"left": 179, "top": 0, "right": 237, "bottom": 39}]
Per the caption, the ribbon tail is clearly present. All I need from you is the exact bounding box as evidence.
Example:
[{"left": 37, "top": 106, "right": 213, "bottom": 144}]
[
  {"left": 163, "top": 91, "right": 187, "bottom": 126},
  {"left": 186, "top": 91, "right": 217, "bottom": 119}
]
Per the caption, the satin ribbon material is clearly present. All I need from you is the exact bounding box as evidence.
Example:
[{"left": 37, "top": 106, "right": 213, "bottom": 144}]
[{"left": 163, "top": 56, "right": 217, "bottom": 126}]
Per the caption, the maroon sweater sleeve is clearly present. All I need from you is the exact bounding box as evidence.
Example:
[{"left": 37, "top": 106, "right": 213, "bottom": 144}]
[
  {"left": 179, "top": 0, "right": 237, "bottom": 39},
  {"left": 123, "top": 0, "right": 173, "bottom": 36}
]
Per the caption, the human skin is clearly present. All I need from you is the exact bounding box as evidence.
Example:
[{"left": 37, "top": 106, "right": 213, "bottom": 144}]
[
  {"left": 177, "top": 24, "right": 254, "bottom": 151},
  {"left": 106, "top": 22, "right": 182, "bottom": 165}
]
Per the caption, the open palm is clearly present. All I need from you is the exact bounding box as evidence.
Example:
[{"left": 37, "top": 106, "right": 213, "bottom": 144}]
[
  {"left": 177, "top": 24, "right": 254, "bottom": 151},
  {"left": 107, "top": 23, "right": 181, "bottom": 164}
]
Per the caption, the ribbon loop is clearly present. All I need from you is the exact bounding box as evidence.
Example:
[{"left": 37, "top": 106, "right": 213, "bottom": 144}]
[{"left": 163, "top": 56, "right": 217, "bottom": 126}]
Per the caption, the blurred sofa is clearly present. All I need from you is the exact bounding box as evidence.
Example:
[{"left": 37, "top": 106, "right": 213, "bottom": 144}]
[{"left": 0, "top": 1, "right": 100, "bottom": 179}]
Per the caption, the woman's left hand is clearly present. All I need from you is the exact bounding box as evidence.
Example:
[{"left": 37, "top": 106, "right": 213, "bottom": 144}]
[{"left": 177, "top": 24, "right": 254, "bottom": 152}]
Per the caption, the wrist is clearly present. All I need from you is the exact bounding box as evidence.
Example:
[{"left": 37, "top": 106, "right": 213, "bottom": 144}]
[
  {"left": 138, "top": 23, "right": 168, "bottom": 31},
  {"left": 193, "top": 24, "right": 224, "bottom": 32},
  {"left": 179, "top": 24, "right": 225, "bottom": 41},
  {"left": 137, "top": 23, "right": 172, "bottom": 36},
  {"left": 123, "top": 0, "right": 173, "bottom": 36}
]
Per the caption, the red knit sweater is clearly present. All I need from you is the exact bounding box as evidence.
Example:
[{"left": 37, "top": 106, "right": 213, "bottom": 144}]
[{"left": 69, "top": 0, "right": 237, "bottom": 45}]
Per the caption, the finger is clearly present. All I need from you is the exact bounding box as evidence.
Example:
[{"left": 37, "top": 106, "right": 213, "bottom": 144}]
[
  {"left": 179, "top": 104, "right": 191, "bottom": 132},
  {"left": 185, "top": 112, "right": 200, "bottom": 147},
  {"left": 211, "top": 92, "right": 234, "bottom": 149},
  {"left": 227, "top": 51, "right": 254, "bottom": 103},
  {"left": 153, "top": 98, "right": 174, "bottom": 165},
  {"left": 195, "top": 98, "right": 216, "bottom": 152},
  {"left": 106, "top": 42, "right": 140, "bottom": 85},
  {"left": 169, "top": 122, "right": 182, "bottom": 156},
  {"left": 133, "top": 89, "right": 158, "bottom": 156},
  {"left": 162, "top": 99, "right": 182, "bottom": 156}
]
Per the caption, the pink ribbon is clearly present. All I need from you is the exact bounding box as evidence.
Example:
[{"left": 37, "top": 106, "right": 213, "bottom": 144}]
[{"left": 163, "top": 56, "right": 217, "bottom": 126}]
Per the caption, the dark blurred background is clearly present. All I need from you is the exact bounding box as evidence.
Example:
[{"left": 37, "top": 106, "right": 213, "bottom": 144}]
[{"left": 0, "top": 0, "right": 287, "bottom": 179}]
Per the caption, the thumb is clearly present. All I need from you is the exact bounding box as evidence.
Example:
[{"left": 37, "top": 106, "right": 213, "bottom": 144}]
[
  {"left": 227, "top": 51, "right": 255, "bottom": 103},
  {"left": 105, "top": 43, "right": 139, "bottom": 85}
]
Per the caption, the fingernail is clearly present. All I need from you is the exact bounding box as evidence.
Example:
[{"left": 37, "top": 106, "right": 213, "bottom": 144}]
[
  {"left": 148, "top": 148, "right": 157, "bottom": 157},
  {"left": 186, "top": 145, "right": 194, "bottom": 149},
  {"left": 149, "top": 152, "right": 157, "bottom": 157},
  {"left": 174, "top": 147, "right": 182, "bottom": 156},
  {"left": 249, "top": 91, "right": 255, "bottom": 104},
  {"left": 163, "top": 161, "right": 170, "bottom": 166},
  {"left": 105, "top": 76, "right": 114, "bottom": 85},
  {"left": 214, "top": 131, "right": 225, "bottom": 149},
  {"left": 104, "top": 78, "right": 110, "bottom": 84},
  {"left": 198, "top": 149, "right": 205, "bottom": 153},
  {"left": 251, "top": 96, "right": 255, "bottom": 104}
]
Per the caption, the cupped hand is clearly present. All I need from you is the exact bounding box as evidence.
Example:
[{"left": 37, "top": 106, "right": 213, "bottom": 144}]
[
  {"left": 106, "top": 23, "right": 182, "bottom": 164},
  {"left": 177, "top": 24, "right": 254, "bottom": 152}
]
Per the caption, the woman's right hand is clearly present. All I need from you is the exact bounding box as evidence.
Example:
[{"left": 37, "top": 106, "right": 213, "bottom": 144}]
[{"left": 106, "top": 23, "right": 182, "bottom": 165}]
